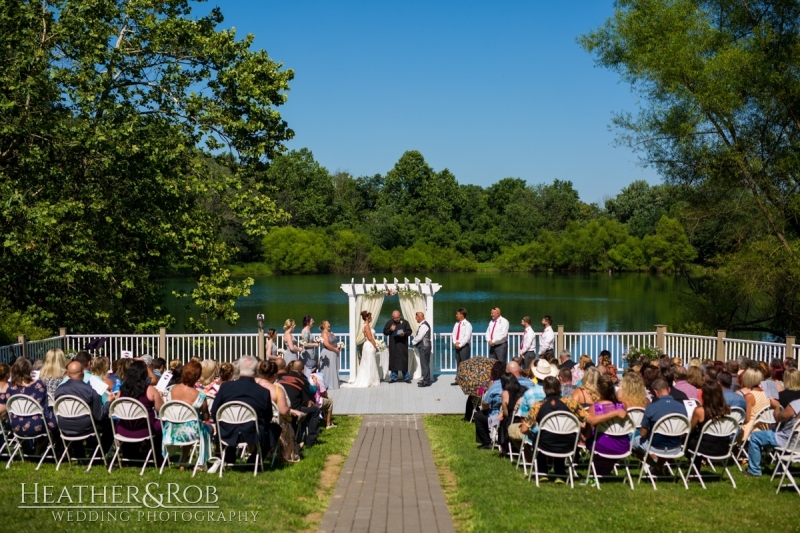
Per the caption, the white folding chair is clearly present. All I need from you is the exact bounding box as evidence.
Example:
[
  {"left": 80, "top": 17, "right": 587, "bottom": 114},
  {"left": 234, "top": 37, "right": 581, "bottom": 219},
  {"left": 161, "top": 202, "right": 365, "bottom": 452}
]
[
  {"left": 5, "top": 394, "right": 57, "bottom": 470},
  {"left": 728, "top": 407, "right": 746, "bottom": 470},
  {"left": 53, "top": 395, "right": 108, "bottom": 472},
  {"left": 469, "top": 396, "right": 481, "bottom": 423},
  {"left": 516, "top": 431, "right": 534, "bottom": 476},
  {"left": 772, "top": 422, "right": 800, "bottom": 495},
  {"left": 637, "top": 414, "right": 691, "bottom": 490},
  {"left": 527, "top": 412, "right": 581, "bottom": 488},
  {"left": 506, "top": 406, "right": 522, "bottom": 463},
  {"left": 215, "top": 401, "right": 264, "bottom": 477},
  {"left": 159, "top": 400, "right": 203, "bottom": 477},
  {"left": 586, "top": 415, "right": 636, "bottom": 490},
  {"left": 686, "top": 415, "right": 739, "bottom": 489},
  {"left": 0, "top": 417, "right": 15, "bottom": 458},
  {"left": 108, "top": 398, "right": 159, "bottom": 475},
  {"left": 736, "top": 405, "right": 776, "bottom": 466},
  {"left": 627, "top": 407, "right": 645, "bottom": 429}
]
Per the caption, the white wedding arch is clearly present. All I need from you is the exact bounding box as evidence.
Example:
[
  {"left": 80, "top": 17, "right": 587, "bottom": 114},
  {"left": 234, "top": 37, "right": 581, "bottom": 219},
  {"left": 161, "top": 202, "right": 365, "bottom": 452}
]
[{"left": 340, "top": 277, "right": 442, "bottom": 360}]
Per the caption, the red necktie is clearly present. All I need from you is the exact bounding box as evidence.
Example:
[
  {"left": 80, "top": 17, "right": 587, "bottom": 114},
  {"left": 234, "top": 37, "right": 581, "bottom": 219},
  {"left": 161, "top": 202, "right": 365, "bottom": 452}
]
[
  {"left": 490, "top": 320, "right": 496, "bottom": 341},
  {"left": 456, "top": 322, "right": 461, "bottom": 342}
]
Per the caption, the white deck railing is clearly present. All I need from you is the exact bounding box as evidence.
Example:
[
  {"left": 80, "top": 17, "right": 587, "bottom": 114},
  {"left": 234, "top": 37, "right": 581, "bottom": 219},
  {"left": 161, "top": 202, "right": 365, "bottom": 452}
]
[
  {"left": 664, "top": 333, "right": 717, "bottom": 363},
  {"left": 2, "top": 329, "right": 796, "bottom": 372}
]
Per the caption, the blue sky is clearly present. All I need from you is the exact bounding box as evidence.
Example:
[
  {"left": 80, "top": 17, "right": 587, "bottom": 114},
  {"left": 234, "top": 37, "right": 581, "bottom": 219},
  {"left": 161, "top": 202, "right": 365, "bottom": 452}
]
[{"left": 213, "top": 1, "right": 656, "bottom": 204}]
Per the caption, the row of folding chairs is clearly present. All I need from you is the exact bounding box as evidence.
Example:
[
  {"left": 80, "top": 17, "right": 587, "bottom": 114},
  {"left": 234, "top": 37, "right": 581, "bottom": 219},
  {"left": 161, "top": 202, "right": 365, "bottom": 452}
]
[
  {"left": 504, "top": 406, "right": 800, "bottom": 493},
  {"left": 2, "top": 394, "right": 287, "bottom": 477}
]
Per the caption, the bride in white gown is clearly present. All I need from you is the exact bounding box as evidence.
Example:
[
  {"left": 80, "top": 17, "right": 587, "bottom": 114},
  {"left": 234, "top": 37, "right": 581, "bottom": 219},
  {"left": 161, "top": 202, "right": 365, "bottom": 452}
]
[{"left": 343, "top": 310, "right": 381, "bottom": 388}]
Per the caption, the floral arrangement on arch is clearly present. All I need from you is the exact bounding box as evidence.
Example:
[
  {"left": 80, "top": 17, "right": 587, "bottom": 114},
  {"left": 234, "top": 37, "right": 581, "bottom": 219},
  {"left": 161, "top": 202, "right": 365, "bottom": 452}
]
[
  {"left": 397, "top": 287, "right": 421, "bottom": 297},
  {"left": 365, "top": 286, "right": 396, "bottom": 297}
]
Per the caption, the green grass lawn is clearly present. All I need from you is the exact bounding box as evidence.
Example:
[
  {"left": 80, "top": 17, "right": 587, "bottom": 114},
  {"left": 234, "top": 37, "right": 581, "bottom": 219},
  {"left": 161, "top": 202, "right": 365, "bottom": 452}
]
[
  {"left": 0, "top": 416, "right": 361, "bottom": 533},
  {"left": 424, "top": 415, "right": 800, "bottom": 533}
]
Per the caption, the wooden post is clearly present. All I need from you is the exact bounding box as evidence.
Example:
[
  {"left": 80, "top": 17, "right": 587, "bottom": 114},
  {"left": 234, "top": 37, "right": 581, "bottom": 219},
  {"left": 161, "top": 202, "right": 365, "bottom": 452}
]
[
  {"left": 786, "top": 335, "right": 796, "bottom": 360},
  {"left": 716, "top": 330, "right": 727, "bottom": 362},
  {"left": 59, "top": 327, "right": 67, "bottom": 353},
  {"left": 159, "top": 327, "right": 167, "bottom": 360},
  {"left": 557, "top": 325, "right": 564, "bottom": 355},
  {"left": 17, "top": 335, "right": 27, "bottom": 359},
  {"left": 655, "top": 325, "right": 667, "bottom": 352},
  {"left": 257, "top": 321, "right": 265, "bottom": 360}
]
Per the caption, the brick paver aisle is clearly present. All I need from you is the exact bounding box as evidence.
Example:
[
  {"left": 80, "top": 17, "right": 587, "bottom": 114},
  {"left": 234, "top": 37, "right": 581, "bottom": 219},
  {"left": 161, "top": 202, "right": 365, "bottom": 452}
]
[{"left": 318, "top": 415, "right": 456, "bottom": 533}]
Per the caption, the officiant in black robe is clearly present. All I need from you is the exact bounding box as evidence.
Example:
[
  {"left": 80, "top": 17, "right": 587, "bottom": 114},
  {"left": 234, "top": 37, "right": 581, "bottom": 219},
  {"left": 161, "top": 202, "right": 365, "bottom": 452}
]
[{"left": 383, "top": 310, "right": 413, "bottom": 383}]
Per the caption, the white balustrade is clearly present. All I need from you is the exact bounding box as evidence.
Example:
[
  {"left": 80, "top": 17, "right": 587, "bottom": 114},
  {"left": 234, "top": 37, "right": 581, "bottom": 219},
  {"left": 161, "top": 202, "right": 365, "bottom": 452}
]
[
  {"left": 65, "top": 334, "right": 159, "bottom": 359},
  {"left": 562, "top": 332, "right": 657, "bottom": 370},
  {"left": 723, "top": 338, "right": 786, "bottom": 363},
  {"left": 664, "top": 333, "right": 717, "bottom": 364}
]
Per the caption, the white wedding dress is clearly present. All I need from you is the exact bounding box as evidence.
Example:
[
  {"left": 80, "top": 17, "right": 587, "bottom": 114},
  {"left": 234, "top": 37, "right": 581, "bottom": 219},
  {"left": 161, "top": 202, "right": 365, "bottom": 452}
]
[{"left": 343, "top": 328, "right": 381, "bottom": 388}]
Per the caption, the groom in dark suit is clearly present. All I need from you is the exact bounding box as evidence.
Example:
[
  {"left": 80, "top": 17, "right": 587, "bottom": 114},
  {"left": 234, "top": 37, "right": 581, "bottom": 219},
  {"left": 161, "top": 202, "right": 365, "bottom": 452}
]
[{"left": 384, "top": 310, "right": 412, "bottom": 383}]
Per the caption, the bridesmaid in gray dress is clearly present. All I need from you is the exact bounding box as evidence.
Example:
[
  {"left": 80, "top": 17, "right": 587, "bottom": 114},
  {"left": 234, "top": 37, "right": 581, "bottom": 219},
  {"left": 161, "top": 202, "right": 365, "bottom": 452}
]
[
  {"left": 282, "top": 319, "right": 301, "bottom": 363},
  {"left": 299, "top": 316, "right": 319, "bottom": 378},
  {"left": 318, "top": 321, "right": 340, "bottom": 390}
]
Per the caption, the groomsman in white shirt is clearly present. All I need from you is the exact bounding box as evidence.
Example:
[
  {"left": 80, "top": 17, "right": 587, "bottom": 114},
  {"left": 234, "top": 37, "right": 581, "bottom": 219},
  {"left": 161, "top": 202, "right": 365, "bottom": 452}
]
[
  {"left": 413, "top": 311, "right": 433, "bottom": 387},
  {"left": 539, "top": 315, "right": 555, "bottom": 359},
  {"left": 486, "top": 307, "right": 510, "bottom": 362},
  {"left": 451, "top": 308, "right": 472, "bottom": 385},
  {"left": 519, "top": 316, "right": 537, "bottom": 369}
]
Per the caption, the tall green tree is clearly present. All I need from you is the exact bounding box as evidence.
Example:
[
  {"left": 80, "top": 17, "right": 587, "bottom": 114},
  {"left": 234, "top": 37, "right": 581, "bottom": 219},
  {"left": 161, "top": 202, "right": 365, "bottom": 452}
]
[
  {"left": 0, "top": 0, "right": 292, "bottom": 333},
  {"left": 266, "top": 148, "right": 334, "bottom": 228},
  {"left": 582, "top": 0, "right": 800, "bottom": 337}
]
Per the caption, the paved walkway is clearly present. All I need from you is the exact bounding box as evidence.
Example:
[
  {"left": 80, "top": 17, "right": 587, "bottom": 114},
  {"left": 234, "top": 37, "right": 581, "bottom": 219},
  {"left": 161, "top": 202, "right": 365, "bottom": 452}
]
[
  {"left": 329, "top": 375, "right": 465, "bottom": 415},
  {"left": 318, "top": 415, "right": 455, "bottom": 533}
]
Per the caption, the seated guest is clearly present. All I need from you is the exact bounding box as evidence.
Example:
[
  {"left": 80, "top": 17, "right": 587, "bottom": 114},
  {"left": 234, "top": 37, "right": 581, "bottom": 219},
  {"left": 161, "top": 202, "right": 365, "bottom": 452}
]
[
  {"left": 687, "top": 381, "right": 731, "bottom": 466},
  {"left": 311, "top": 373, "right": 335, "bottom": 430},
  {"left": 152, "top": 357, "right": 167, "bottom": 378},
  {"left": 506, "top": 361, "right": 534, "bottom": 389},
  {"left": 745, "top": 388, "right": 800, "bottom": 477},
  {"left": 558, "top": 368, "right": 576, "bottom": 399},
  {"left": 497, "top": 374, "right": 524, "bottom": 456},
  {"left": 7, "top": 357, "right": 58, "bottom": 438},
  {"left": 660, "top": 367, "right": 689, "bottom": 402},
  {"left": 519, "top": 376, "right": 588, "bottom": 482},
  {"left": 717, "top": 371, "right": 746, "bottom": 410},
  {"left": 632, "top": 379, "right": 687, "bottom": 458},
  {"left": 259, "top": 361, "right": 299, "bottom": 462},
  {"left": 572, "top": 354, "right": 593, "bottom": 385},
  {"left": 740, "top": 368, "right": 770, "bottom": 443},
  {"left": 0, "top": 363, "right": 10, "bottom": 419},
  {"left": 54, "top": 361, "right": 114, "bottom": 457},
  {"left": 211, "top": 356, "right": 279, "bottom": 464},
  {"left": 117, "top": 360, "right": 164, "bottom": 465},
  {"left": 779, "top": 369, "right": 800, "bottom": 408},
  {"left": 198, "top": 359, "right": 218, "bottom": 391},
  {"left": 687, "top": 366, "right": 705, "bottom": 391},
  {"left": 557, "top": 349, "right": 575, "bottom": 370},
  {"left": 169, "top": 359, "right": 182, "bottom": 372},
  {"left": 617, "top": 372, "right": 650, "bottom": 409},
  {"left": 473, "top": 361, "right": 506, "bottom": 449},
  {"left": 572, "top": 366, "right": 601, "bottom": 408},
  {"left": 599, "top": 351, "right": 618, "bottom": 383},
  {"left": 164, "top": 360, "right": 213, "bottom": 468},
  {"left": 89, "top": 356, "right": 115, "bottom": 400},
  {"left": 726, "top": 360, "right": 741, "bottom": 390},
  {"left": 39, "top": 348, "right": 68, "bottom": 404},
  {"left": 111, "top": 358, "right": 133, "bottom": 393},
  {"left": 672, "top": 365, "right": 698, "bottom": 400},
  {"left": 641, "top": 365, "right": 661, "bottom": 401},
  {"left": 508, "top": 367, "right": 547, "bottom": 451},
  {"left": 278, "top": 360, "right": 321, "bottom": 448},
  {"left": 769, "top": 357, "right": 786, "bottom": 384},
  {"left": 585, "top": 375, "right": 630, "bottom": 476}
]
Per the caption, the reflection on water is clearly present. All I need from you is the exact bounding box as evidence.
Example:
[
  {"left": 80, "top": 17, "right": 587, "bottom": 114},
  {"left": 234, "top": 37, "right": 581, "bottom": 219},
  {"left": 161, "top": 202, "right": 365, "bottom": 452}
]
[{"left": 163, "top": 272, "right": 689, "bottom": 335}]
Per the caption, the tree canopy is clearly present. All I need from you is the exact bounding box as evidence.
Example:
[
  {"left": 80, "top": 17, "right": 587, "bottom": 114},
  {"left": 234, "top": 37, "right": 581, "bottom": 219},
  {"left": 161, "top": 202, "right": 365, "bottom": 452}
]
[{"left": 0, "top": 0, "right": 292, "bottom": 334}]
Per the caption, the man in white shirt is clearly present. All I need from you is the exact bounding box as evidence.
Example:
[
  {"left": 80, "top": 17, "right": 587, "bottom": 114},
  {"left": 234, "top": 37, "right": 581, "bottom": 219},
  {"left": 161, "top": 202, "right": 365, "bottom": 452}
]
[
  {"left": 452, "top": 308, "right": 472, "bottom": 385},
  {"left": 413, "top": 311, "right": 433, "bottom": 387},
  {"left": 486, "top": 307, "right": 510, "bottom": 363},
  {"left": 519, "top": 316, "right": 537, "bottom": 369},
  {"left": 538, "top": 315, "right": 555, "bottom": 359}
]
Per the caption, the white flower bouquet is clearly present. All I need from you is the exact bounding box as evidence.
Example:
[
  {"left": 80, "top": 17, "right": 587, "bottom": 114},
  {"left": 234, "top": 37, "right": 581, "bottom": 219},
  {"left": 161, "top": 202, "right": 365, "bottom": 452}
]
[
  {"left": 337, "top": 342, "right": 345, "bottom": 349},
  {"left": 277, "top": 348, "right": 285, "bottom": 356},
  {"left": 375, "top": 339, "right": 387, "bottom": 352}
]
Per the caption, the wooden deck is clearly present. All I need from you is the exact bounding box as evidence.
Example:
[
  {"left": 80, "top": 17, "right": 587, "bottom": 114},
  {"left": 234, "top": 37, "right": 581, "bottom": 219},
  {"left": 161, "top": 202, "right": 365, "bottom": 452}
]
[{"left": 328, "top": 375, "right": 466, "bottom": 415}]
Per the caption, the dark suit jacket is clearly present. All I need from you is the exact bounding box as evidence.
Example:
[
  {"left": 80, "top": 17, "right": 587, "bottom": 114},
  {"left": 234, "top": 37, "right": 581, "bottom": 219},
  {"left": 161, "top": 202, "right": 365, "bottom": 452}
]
[
  {"left": 54, "top": 378, "right": 108, "bottom": 436},
  {"left": 210, "top": 376, "right": 273, "bottom": 447},
  {"left": 383, "top": 319, "right": 412, "bottom": 345},
  {"left": 278, "top": 371, "right": 316, "bottom": 410}
]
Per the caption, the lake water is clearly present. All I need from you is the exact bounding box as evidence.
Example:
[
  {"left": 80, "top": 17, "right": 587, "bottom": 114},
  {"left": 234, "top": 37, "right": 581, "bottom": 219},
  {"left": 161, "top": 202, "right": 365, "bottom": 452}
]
[{"left": 163, "top": 272, "right": 689, "bottom": 335}]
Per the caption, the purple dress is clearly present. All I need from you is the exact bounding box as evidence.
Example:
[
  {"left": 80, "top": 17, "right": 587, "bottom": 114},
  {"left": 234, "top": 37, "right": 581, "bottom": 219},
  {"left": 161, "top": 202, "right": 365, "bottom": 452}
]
[
  {"left": 7, "top": 381, "right": 58, "bottom": 437},
  {"left": 117, "top": 393, "right": 161, "bottom": 439}
]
